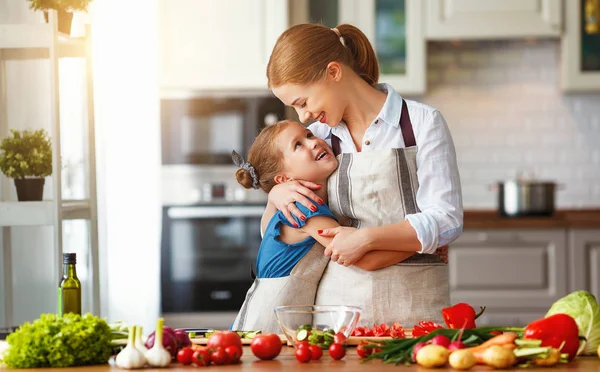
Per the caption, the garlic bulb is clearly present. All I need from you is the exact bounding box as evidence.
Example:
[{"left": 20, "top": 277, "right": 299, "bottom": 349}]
[
  {"left": 134, "top": 326, "right": 148, "bottom": 356},
  {"left": 145, "top": 318, "right": 171, "bottom": 367},
  {"left": 115, "top": 325, "right": 146, "bottom": 369}
]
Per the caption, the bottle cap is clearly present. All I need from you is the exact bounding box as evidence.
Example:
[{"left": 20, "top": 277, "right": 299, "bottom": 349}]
[{"left": 63, "top": 253, "right": 77, "bottom": 264}]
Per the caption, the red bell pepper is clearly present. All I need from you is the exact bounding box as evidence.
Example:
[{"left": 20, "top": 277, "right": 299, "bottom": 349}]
[
  {"left": 442, "top": 303, "right": 486, "bottom": 329},
  {"left": 524, "top": 313, "right": 581, "bottom": 361}
]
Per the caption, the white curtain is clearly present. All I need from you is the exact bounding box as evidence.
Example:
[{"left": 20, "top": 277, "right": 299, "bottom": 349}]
[{"left": 91, "top": 0, "right": 161, "bottom": 333}]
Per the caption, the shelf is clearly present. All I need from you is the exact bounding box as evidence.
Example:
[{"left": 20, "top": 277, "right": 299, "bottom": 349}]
[
  {"left": 0, "top": 23, "right": 86, "bottom": 59},
  {"left": 0, "top": 200, "right": 92, "bottom": 227}
]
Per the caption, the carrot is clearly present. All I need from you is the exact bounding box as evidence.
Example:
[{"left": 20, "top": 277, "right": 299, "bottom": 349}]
[
  {"left": 469, "top": 332, "right": 518, "bottom": 352},
  {"left": 466, "top": 332, "right": 518, "bottom": 364}
]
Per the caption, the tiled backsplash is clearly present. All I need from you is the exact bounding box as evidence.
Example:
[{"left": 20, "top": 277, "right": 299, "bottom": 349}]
[{"left": 415, "top": 40, "right": 600, "bottom": 209}]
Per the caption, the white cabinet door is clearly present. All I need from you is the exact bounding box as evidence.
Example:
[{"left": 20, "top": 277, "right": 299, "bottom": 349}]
[
  {"left": 568, "top": 229, "right": 600, "bottom": 300},
  {"left": 561, "top": 1, "right": 600, "bottom": 92},
  {"left": 425, "top": 0, "right": 562, "bottom": 40},
  {"left": 289, "top": 0, "right": 426, "bottom": 95},
  {"left": 449, "top": 229, "right": 568, "bottom": 309},
  {"left": 159, "top": 0, "right": 288, "bottom": 93}
]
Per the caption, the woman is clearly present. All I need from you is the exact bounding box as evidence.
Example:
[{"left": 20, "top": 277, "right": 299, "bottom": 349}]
[{"left": 263, "top": 23, "right": 463, "bottom": 326}]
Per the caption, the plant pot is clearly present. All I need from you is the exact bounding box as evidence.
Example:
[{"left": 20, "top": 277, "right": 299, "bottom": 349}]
[
  {"left": 14, "top": 178, "right": 45, "bottom": 202},
  {"left": 43, "top": 10, "right": 74, "bottom": 35}
]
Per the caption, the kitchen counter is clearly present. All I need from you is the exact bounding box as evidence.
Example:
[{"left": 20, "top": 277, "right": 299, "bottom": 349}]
[
  {"left": 464, "top": 209, "right": 600, "bottom": 229},
  {"left": 1, "top": 348, "right": 599, "bottom": 371}
]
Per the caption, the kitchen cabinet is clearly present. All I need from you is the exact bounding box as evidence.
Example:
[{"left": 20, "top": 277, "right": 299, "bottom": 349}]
[
  {"left": 289, "top": 0, "right": 426, "bottom": 95},
  {"left": 568, "top": 229, "right": 600, "bottom": 300},
  {"left": 449, "top": 229, "right": 568, "bottom": 326},
  {"left": 561, "top": 0, "right": 600, "bottom": 92},
  {"left": 424, "top": 0, "right": 562, "bottom": 40},
  {"left": 159, "top": 0, "right": 288, "bottom": 94}
]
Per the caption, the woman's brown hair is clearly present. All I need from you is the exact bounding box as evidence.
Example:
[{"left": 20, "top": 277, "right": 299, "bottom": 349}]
[
  {"left": 235, "top": 120, "right": 294, "bottom": 193},
  {"left": 267, "top": 23, "right": 379, "bottom": 88}
]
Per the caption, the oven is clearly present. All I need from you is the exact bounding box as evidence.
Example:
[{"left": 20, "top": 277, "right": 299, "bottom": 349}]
[{"left": 160, "top": 165, "right": 266, "bottom": 328}]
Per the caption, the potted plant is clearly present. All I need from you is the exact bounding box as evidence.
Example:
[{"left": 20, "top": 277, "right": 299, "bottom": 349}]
[
  {"left": 0, "top": 129, "right": 52, "bottom": 202},
  {"left": 26, "top": 0, "right": 93, "bottom": 35}
]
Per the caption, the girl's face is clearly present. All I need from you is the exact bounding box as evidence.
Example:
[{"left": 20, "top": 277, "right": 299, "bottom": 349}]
[
  {"left": 272, "top": 63, "right": 346, "bottom": 128},
  {"left": 275, "top": 122, "right": 338, "bottom": 183}
]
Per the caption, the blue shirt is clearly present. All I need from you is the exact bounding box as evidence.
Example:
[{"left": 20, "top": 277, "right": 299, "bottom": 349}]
[{"left": 255, "top": 203, "right": 337, "bottom": 278}]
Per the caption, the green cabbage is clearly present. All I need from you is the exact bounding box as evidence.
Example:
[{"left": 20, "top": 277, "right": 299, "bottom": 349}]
[{"left": 545, "top": 290, "right": 600, "bottom": 355}]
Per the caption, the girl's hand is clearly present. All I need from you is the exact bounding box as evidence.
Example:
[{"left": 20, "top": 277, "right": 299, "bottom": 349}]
[
  {"left": 268, "top": 181, "right": 323, "bottom": 226},
  {"left": 320, "top": 227, "right": 368, "bottom": 266}
]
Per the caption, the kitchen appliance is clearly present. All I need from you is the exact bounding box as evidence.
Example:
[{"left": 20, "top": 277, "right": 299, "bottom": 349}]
[
  {"left": 160, "top": 165, "right": 266, "bottom": 329},
  {"left": 495, "top": 180, "right": 558, "bottom": 217},
  {"left": 161, "top": 96, "right": 285, "bottom": 166}
]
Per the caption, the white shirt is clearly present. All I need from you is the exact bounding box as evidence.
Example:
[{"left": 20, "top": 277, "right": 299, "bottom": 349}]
[{"left": 308, "top": 83, "right": 463, "bottom": 254}]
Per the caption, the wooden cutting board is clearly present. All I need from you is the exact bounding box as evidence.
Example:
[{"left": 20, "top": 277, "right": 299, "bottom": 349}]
[{"left": 191, "top": 334, "right": 288, "bottom": 345}]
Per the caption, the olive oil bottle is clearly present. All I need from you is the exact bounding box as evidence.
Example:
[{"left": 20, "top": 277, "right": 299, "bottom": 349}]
[{"left": 58, "top": 253, "right": 81, "bottom": 316}]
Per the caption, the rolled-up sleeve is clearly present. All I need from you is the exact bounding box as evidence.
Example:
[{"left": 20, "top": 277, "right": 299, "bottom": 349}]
[{"left": 405, "top": 110, "right": 463, "bottom": 254}]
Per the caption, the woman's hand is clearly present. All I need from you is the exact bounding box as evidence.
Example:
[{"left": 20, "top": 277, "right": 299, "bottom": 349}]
[
  {"left": 268, "top": 181, "right": 323, "bottom": 226},
  {"left": 320, "top": 227, "right": 369, "bottom": 266}
]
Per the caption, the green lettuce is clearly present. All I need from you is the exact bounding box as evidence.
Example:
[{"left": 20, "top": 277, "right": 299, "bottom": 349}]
[
  {"left": 545, "top": 290, "right": 600, "bottom": 355},
  {"left": 3, "top": 313, "right": 113, "bottom": 368}
]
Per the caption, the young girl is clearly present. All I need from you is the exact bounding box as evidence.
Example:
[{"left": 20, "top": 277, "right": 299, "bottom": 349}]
[{"left": 230, "top": 120, "right": 416, "bottom": 332}]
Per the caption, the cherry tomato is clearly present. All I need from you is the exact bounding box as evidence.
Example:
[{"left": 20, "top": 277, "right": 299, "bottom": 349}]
[
  {"left": 250, "top": 333, "right": 283, "bottom": 360},
  {"left": 295, "top": 347, "right": 312, "bottom": 363},
  {"left": 224, "top": 345, "right": 241, "bottom": 364},
  {"left": 210, "top": 347, "right": 229, "bottom": 365},
  {"left": 207, "top": 331, "right": 243, "bottom": 356},
  {"left": 356, "top": 342, "right": 372, "bottom": 358},
  {"left": 309, "top": 344, "right": 323, "bottom": 360},
  {"left": 176, "top": 346, "right": 194, "bottom": 365},
  {"left": 333, "top": 332, "right": 347, "bottom": 344},
  {"left": 328, "top": 343, "right": 345, "bottom": 360},
  {"left": 295, "top": 340, "right": 310, "bottom": 349},
  {"left": 192, "top": 347, "right": 211, "bottom": 366}
]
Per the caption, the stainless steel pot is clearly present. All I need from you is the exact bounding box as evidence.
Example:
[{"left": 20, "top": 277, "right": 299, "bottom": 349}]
[{"left": 495, "top": 180, "right": 557, "bottom": 217}]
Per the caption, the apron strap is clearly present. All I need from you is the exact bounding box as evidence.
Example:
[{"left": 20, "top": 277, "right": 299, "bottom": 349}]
[
  {"left": 400, "top": 99, "right": 416, "bottom": 147},
  {"left": 330, "top": 98, "right": 415, "bottom": 156}
]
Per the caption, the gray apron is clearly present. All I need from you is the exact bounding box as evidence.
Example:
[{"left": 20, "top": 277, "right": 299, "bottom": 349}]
[
  {"left": 315, "top": 99, "right": 450, "bottom": 326},
  {"left": 231, "top": 244, "right": 330, "bottom": 333}
]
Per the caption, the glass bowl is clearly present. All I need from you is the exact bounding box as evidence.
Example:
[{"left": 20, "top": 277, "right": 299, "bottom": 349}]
[{"left": 274, "top": 305, "right": 361, "bottom": 348}]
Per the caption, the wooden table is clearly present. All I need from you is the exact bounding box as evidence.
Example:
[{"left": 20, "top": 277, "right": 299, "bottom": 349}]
[{"left": 2, "top": 346, "right": 599, "bottom": 371}]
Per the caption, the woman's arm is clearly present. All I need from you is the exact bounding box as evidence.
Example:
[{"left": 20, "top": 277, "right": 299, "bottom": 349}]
[
  {"left": 353, "top": 251, "right": 415, "bottom": 271},
  {"left": 264, "top": 181, "right": 323, "bottom": 226}
]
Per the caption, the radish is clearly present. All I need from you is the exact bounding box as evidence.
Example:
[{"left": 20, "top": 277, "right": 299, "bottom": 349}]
[
  {"left": 448, "top": 340, "right": 467, "bottom": 351},
  {"left": 412, "top": 342, "right": 427, "bottom": 361},
  {"left": 430, "top": 335, "right": 451, "bottom": 348}
]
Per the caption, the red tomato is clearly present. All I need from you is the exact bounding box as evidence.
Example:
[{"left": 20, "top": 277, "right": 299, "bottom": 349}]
[
  {"left": 356, "top": 342, "right": 372, "bottom": 358},
  {"left": 250, "top": 333, "right": 282, "bottom": 360},
  {"left": 192, "top": 347, "right": 211, "bottom": 366},
  {"left": 210, "top": 347, "right": 229, "bottom": 365},
  {"left": 295, "top": 347, "right": 312, "bottom": 363},
  {"left": 295, "top": 340, "right": 310, "bottom": 349},
  {"left": 333, "top": 332, "right": 347, "bottom": 344},
  {"left": 390, "top": 323, "right": 406, "bottom": 339},
  {"left": 224, "top": 345, "right": 241, "bottom": 364},
  {"left": 207, "top": 331, "right": 243, "bottom": 356},
  {"left": 351, "top": 326, "right": 374, "bottom": 337},
  {"left": 309, "top": 344, "right": 323, "bottom": 360},
  {"left": 176, "top": 346, "right": 194, "bottom": 365},
  {"left": 372, "top": 323, "right": 391, "bottom": 337},
  {"left": 328, "top": 343, "right": 345, "bottom": 360}
]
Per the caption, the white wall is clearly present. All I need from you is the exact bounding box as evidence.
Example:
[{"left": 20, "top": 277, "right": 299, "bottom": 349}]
[{"left": 417, "top": 40, "right": 600, "bottom": 209}]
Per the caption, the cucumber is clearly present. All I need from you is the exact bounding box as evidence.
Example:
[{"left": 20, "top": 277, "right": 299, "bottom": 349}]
[
  {"left": 297, "top": 329, "right": 309, "bottom": 341},
  {"left": 243, "top": 330, "right": 261, "bottom": 339},
  {"left": 299, "top": 324, "right": 313, "bottom": 331}
]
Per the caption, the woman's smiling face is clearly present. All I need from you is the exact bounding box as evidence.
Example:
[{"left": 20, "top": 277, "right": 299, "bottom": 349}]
[
  {"left": 275, "top": 122, "right": 338, "bottom": 183},
  {"left": 272, "top": 63, "right": 346, "bottom": 128}
]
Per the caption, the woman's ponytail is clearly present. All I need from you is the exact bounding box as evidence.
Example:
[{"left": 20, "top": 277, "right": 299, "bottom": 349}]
[{"left": 336, "top": 24, "right": 379, "bottom": 85}]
